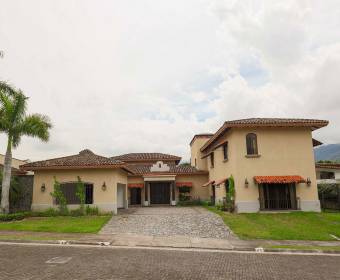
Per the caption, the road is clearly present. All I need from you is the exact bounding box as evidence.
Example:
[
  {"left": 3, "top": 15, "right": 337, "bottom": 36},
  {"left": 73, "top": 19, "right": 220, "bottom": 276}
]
[{"left": 0, "top": 243, "right": 339, "bottom": 280}]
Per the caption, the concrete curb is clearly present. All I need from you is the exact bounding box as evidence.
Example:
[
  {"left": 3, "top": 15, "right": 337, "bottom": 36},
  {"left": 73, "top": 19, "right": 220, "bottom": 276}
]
[{"left": 0, "top": 238, "right": 340, "bottom": 255}]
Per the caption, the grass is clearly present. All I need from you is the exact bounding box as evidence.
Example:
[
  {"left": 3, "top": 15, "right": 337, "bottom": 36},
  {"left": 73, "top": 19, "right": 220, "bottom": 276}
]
[
  {"left": 0, "top": 216, "right": 111, "bottom": 233},
  {"left": 268, "top": 245, "right": 340, "bottom": 251},
  {"left": 205, "top": 206, "right": 340, "bottom": 241}
]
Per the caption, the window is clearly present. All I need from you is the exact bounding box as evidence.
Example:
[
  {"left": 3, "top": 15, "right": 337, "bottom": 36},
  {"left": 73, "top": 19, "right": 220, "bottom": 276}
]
[
  {"left": 58, "top": 183, "right": 94, "bottom": 204},
  {"left": 194, "top": 158, "right": 197, "bottom": 167},
  {"left": 246, "top": 133, "right": 258, "bottom": 155},
  {"left": 210, "top": 152, "right": 214, "bottom": 168},
  {"left": 223, "top": 142, "right": 228, "bottom": 160},
  {"left": 320, "top": 171, "right": 335, "bottom": 179}
]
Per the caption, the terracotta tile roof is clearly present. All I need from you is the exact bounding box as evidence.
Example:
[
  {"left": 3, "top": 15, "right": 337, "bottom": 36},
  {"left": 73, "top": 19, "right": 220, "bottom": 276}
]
[
  {"left": 190, "top": 133, "right": 214, "bottom": 146},
  {"left": 315, "top": 163, "right": 340, "bottom": 170},
  {"left": 254, "top": 175, "right": 306, "bottom": 184},
  {"left": 20, "top": 149, "right": 131, "bottom": 172},
  {"left": 128, "top": 183, "right": 144, "bottom": 188},
  {"left": 111, "top": 153, "right": 181, "bottom": 163},
  {"left": 176, "top": 182, "right": 193, "bottom": 187},
  {"left": 201, "top": 118, "right": 329, "bottom": 152},
  {"left": 127, "top": 163, "right": 208, "bottom": 176},
  {"left": 0, "top": 164, "right": 27, "bottom": 176},
  {"left": 202, "top": 180, "right": 215, "bottom": 187}
]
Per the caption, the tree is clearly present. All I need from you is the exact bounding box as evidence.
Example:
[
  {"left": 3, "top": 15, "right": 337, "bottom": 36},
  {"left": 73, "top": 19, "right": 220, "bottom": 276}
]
[
  {"left": 0, "top": 81, "right": 52, "bottom": 213},
  {"left": 75, "top": 176, "right": 85, "bottom": 215}
]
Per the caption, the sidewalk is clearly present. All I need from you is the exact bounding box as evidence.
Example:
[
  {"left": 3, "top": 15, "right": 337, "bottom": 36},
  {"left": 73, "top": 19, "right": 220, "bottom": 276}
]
[{"left": 1, "top": 230, "right": 340, "bottom": 253}]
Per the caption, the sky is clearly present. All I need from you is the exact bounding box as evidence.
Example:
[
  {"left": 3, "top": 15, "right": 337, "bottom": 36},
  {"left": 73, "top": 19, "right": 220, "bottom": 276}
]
[{"left": 0, "top": 0, "right": 339, "bottom": 162}]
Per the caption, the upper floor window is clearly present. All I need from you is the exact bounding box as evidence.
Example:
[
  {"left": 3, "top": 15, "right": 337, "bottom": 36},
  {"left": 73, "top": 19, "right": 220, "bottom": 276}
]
[
  {"left": 194, "top": 158, "right": 197, "bottom": 167},
  {"left": 246, "top": 133, "right": 258, "bottom": 155},
  {"left": 223, "top": 142, "right": 228, "bottom": 160},
  {"left": 210, "top": 152, "right": 214, "bottom": 168}
]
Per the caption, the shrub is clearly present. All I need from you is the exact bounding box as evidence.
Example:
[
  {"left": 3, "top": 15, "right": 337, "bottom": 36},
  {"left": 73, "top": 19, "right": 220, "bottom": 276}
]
[
  {"left": 32, "top": 208, "right": 60, "bottom": 217},
  {"left": 0, "top": 212, "right": 29, "bottom": 221},
  {"left": 86, "top": 205, "right": 99, "bottom": 215},
  {"left": 50, "top": 177, "right": 68, "bottom": 215},
  {"left": 70, "top": 208, "right": 84, "bottom": 216},
  {"left": 75, "top": 176, "right": 85, "bottom": 215}
]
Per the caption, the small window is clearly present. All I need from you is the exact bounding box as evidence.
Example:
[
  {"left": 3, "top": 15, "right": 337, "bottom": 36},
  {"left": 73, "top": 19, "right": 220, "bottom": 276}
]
[
  {"left": 210, "top": 152, "right": 214, "bottom": 168},
  {"left": 246, "top": 133, "right": 258, "bottom": 155},
  {"left": 223, "top": 142, "right": 228, "bottom": 160},
  {"left": 194, "top": 158, "right": 197, "bottom": 167},
  {"left": 320, "top": 171, "right": 335, "bottom": 179},
  {"left": 58, "top": 183, "right": 93, "bottom": 205}
]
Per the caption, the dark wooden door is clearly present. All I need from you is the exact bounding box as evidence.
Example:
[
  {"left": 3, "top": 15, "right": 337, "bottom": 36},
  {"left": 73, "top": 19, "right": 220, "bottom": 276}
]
[
  {"left": 150, "top": 183, "right": 170, "bottom": 204},
  {"left": 130, "top": 188, "right": 141, "bottom": 205},
  {"left": 259, "top": 183, "right": 296, "bottom": 210}
]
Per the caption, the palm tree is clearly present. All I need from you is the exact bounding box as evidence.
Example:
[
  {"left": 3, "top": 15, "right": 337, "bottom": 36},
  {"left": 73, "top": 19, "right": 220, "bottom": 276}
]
[{"left": 0, "top": 81, "right": 52, "bottom": 213}]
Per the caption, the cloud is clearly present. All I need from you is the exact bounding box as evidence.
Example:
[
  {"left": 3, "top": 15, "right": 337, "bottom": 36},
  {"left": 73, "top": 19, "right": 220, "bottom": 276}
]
[{"left": 0, "top": 0, "right": 339, "bottom": 161}]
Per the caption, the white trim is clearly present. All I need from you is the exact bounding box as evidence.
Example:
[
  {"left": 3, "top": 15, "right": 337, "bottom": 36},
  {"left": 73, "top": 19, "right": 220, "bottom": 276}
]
[{"left": 143, "top": 175, "right": 176, "bottom": 181}]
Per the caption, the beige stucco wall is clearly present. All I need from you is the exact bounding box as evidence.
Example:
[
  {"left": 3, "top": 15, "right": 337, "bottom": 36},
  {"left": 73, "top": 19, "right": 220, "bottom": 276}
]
[
  {"left": 0, "top": 154, "right": 29, "bottom": 169},
  {"left": 207, "top": 127, "right": 320, "bottom": 212},
  {"left": 190, "top": 138, "right": 210, "bottom": 171},
  {"left": 32, "top": 168, "right": 128, "bottom": 214},
  {"left": 175, "top": 174, "right": 209, "bottom": 201}
]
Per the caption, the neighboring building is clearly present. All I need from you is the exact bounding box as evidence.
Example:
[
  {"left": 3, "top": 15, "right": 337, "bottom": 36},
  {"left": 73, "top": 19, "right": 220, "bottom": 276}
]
[
  {"left": 0, "top": 154, "right": 29, "bottom": 175},
  {"left": 315, "top": 163, "right": 340, "bottom": 185},
  {"left": 191, "top": 118, "right": 328, "bottom": 213},
  {"left": 21, "top": 117, "right": 328, "bottom": 214}
]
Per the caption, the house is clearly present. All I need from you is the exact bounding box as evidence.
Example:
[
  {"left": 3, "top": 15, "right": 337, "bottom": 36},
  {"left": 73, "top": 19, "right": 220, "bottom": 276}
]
[
  {"left": 21, "top": 150, "right": 209, "bottom": 213},
  {"left": 190, "top": 118, "right": 328, "bottom": 212},
  {"left": 315, "top": 163, "right": 340, "bottom": 185},
  {"left": 21, "top": 117, "right": 328, "bottom": 214}
]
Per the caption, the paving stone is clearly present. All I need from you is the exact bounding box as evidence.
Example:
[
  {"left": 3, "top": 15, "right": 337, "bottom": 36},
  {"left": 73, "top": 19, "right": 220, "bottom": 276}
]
[{"left": 100, "top": 206, "right": 235, "bottom": 239}]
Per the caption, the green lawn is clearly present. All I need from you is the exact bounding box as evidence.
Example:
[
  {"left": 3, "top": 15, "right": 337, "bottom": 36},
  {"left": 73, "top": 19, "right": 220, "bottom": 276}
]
[
  {"left": 206, "top": 206, "right": 340, "bottom": 240},
  {"left": 268, "top": 245, "right": 340, "bottom": 251},
  {"left": 0, "top": 216, "right": 111, "bottom": 233}
]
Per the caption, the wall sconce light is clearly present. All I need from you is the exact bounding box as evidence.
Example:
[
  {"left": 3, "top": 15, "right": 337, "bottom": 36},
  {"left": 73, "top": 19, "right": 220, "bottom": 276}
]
[
  {"left": 41, "top": 183, "right": 46, "bottom": 192},
  {"left": 102, "top": 182, "right": 107, "bottom": 191},
  {"left": 245, "top": 178, "right": 249, "bottom": 188},
  {"left": 306, "top": 177, "right": 311, "bottom": 186}
]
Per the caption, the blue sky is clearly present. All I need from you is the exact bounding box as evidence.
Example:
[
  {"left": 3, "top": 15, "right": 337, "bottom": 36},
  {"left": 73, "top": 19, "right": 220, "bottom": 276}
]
[{"left": 0, "top": 0, "right": 340, "bottom": 161}]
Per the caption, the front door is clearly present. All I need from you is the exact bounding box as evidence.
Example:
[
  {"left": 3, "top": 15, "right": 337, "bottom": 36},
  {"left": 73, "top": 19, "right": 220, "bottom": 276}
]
[
  {"left": 150, "top": 182, "right": 170, "bottom": 204},
  {"left": 130, "top": 188, "right": 141, "bottom": 205}
]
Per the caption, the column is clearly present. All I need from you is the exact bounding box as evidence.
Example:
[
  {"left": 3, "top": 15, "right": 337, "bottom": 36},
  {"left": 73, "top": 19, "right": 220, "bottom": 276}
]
[
  {"left": 171, "top": 181, "right": 176, "bottom": 206},
  {"left": 144, "top": 181, "right": 149, "bottom": 206}
]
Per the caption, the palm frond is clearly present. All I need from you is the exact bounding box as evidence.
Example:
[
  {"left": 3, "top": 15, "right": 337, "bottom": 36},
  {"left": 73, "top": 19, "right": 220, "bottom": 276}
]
[
  {"left": 10, "top": 90, "right": 27, "bottom": 125},
  {"left": 19, "top": 113, "right": 52, "bottom": 143},
  {"left": 0, "top": 81, "right": 16, "bottom": 96}
]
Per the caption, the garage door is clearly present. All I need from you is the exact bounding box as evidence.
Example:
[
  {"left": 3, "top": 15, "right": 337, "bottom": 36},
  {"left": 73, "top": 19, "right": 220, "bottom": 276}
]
[{"left": 150, "top": 183, "right": 170, "bottom": 204}]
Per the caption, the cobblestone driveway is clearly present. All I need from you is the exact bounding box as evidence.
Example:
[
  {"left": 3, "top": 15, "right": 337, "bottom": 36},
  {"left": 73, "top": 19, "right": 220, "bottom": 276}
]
[{"left": 100, "top": 206, "right": 235, "bottom": 239}]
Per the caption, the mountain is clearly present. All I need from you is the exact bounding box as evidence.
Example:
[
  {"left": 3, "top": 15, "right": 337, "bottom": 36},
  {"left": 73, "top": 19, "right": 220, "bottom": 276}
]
[{"left": 314, "top": 144, "right": 340, "bottom": 162}]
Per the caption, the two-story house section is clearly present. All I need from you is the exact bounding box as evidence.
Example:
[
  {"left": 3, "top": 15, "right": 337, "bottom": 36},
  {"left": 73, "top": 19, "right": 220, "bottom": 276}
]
[{"left": 190, "top": 118, "right": 328, "bottom": 213}]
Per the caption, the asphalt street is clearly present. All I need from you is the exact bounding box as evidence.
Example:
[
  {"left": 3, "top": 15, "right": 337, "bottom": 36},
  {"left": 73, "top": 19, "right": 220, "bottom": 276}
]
[{"left": 0, "top": 243, "right": 339, "bottom": 280}]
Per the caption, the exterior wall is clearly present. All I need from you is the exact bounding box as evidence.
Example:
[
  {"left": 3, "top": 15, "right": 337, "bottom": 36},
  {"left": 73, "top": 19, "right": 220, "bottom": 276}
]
[
  {"left": 206, "top": 130, "right": 238, "bottom": 204},
  {"left": 175, "top": 174, "right": 210, "bottom": 201},
  {"left": 208, "top": 127, "right": 320, "bottom": 212},
  {"left": 190, "top": 138, "right": 210, "bottom": 171},
  {"left": 316, "top": 168, "right": 340, "bottom": 184},
  {"left": 32, "top": 168, "right": 128, "bottom": 214}
]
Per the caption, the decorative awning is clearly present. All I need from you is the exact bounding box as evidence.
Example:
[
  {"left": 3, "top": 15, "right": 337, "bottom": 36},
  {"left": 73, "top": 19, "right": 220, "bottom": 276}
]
[
  {"left": 128, "top": 183, "right": 144, "bottom": 188},
  {"left": 215, "top": 177, "right": 228, "bottom": 186},
  {"left": 202, "top": 180, "right": 215, "bottom": 187},
  {"left": 254, "top": 176, "right": 306, "bottom": 184},
  {"left": 176, "top": 182, "right": 193, "bottom": 187}
]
